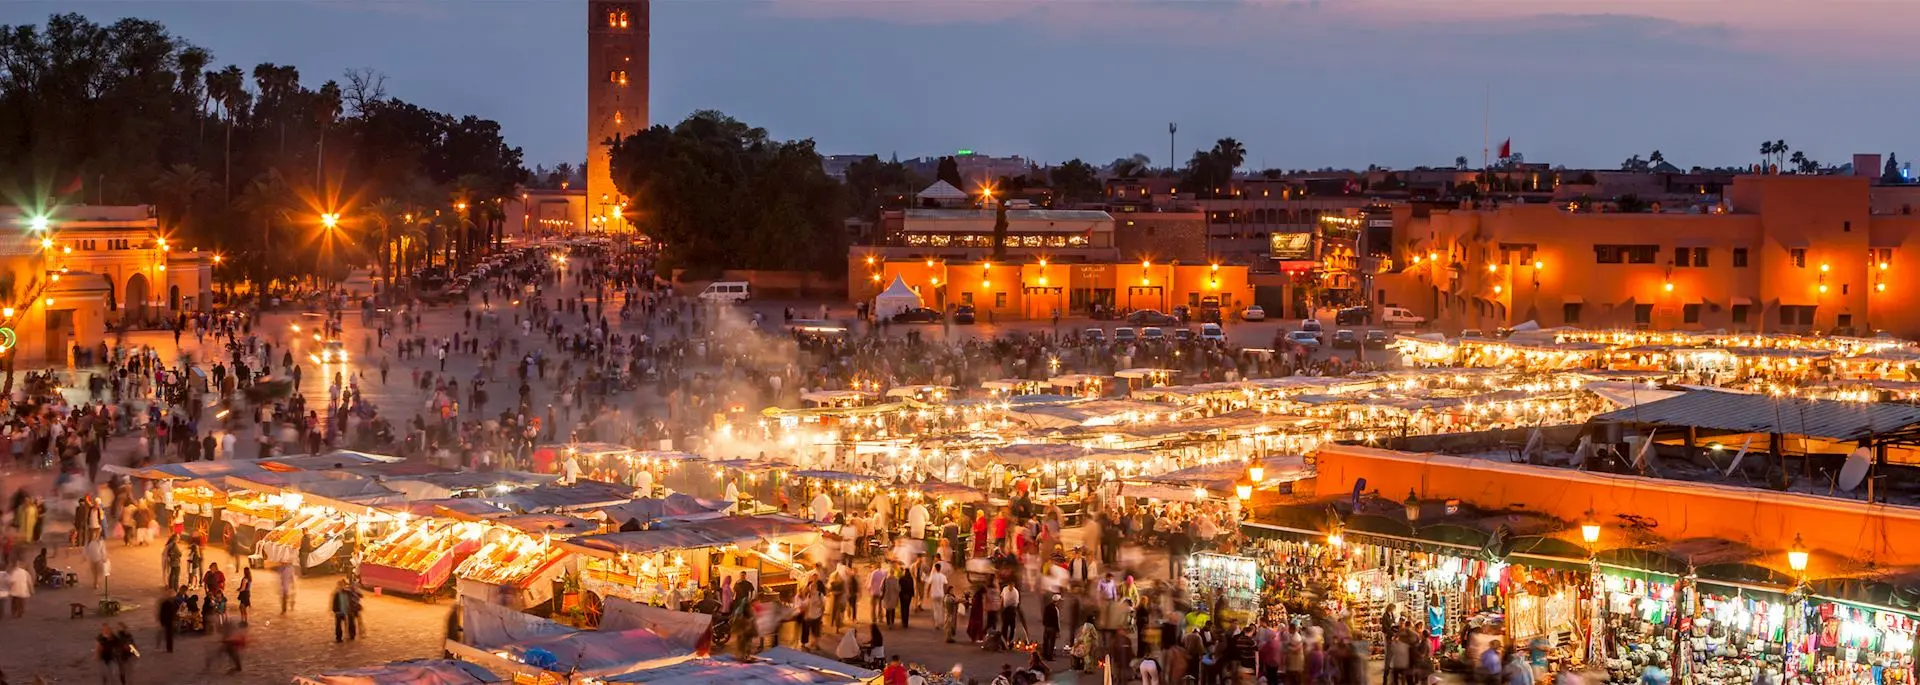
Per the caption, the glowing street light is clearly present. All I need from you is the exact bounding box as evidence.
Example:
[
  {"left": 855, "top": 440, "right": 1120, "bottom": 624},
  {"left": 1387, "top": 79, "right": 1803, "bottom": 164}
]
[
  {"left": 1787, "top": 534, "right": 1810, "bottom": 574},
  {"left": 27, "top": 215, "right": 48, "bottom": 232},
  {"left": 320, "top": 213, "right": 340, "bottom": 230}
]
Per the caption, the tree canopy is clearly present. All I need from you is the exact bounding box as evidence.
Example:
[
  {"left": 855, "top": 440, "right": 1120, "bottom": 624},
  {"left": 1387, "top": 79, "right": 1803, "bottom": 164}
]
[
  {"left": 0, "top": 12, "right": 526, "bottom": 287},
  {"left": 608, "top": 110, "right": 846, "bottom": 275},
  {"left": 1179, "top": 138, "right": 1245, "bottom": 198}
]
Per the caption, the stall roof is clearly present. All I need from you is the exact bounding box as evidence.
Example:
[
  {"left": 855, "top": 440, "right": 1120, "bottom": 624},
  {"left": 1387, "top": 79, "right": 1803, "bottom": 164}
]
[
  {"left": 1006, "top": 399, "right": 1176, "bottom": 428},
  {"left": 109, "top": 459, "right": 272, "bottom": 481},
  {"left": 264, "top": 450, "right": 405, "bottom": 471},
  {"left": 539, "top": 442, "right": 635, "bottom": 458},
  {"left": 605, "top": 648, "right": 877, "bottom": 685},
  {"left": 1593, "top": 390, "right": 1920, "bottom": 441},
  {"left": 391, "top": 498, "right": 514, "bottom": 520},
  {"left": 561, "top": 515, "right": 819, "bottom": 559},
  {"left": 380, "top": 471, "right": 556, "bottom": 500},
  {"left": 593, "top": 494, "right": 731, "bottom": 528},
  {"left": 497, "top": 479, "right": 637, "bottom": 512},
  {"left": 1138, "top": 455, "right": 1312, "bottom": 487},
  {"left": 790, "top": 470, "right": 882, "bottom": 483},
  {"left": 296, "top": 659, "right": 504, "bottom": 685},
  {"left": 492, "top": 513, "right": 600, "bottom": 536},
  {"left": 984, "top": 443, "right": 1152, "bottom": 468}
]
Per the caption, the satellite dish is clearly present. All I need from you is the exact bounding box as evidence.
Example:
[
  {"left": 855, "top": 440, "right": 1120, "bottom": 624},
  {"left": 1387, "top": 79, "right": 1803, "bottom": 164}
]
[{"left": 1837, "top": 446, "right": 1872, "bottom": 492}]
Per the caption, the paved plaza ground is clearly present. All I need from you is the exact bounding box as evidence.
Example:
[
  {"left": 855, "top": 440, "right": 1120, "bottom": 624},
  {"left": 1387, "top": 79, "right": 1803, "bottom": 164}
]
[{"left": 0, "top": 259, "right": 1217, "bottom": 684}]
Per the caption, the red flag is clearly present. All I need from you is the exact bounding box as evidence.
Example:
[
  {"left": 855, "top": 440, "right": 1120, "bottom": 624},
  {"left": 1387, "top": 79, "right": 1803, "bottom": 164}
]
[
  {"left": 1498, "top": 139, "right": 1512, "bottom": 159},
  {"left": 56, "top": 173, "right": 83, "bottom": 196}
]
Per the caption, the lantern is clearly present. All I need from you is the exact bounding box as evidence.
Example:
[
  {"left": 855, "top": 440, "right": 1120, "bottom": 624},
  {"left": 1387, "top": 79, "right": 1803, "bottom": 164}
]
[{"left": 1787, "top": 533, "right": 1809, "bottom": 573}]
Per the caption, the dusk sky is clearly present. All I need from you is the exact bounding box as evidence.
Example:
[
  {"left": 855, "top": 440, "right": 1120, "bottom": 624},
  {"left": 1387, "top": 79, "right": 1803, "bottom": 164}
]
[{"left": 7, "top": 1, "right": 1916, "bottom": 172}]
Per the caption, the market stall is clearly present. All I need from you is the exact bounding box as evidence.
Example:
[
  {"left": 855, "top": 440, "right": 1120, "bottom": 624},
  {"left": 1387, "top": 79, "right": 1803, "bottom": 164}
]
[
  {"left": 455, "top": 519, "right": 587, "bottom": 613},
  {"left": 561, "top": 515, "right": 822, "bottom": 616},
  {"left": 292, "top": 658, "right": 504, "bottom": 685},
  {"left": 357, "top": 518, "right": 490, "bottom": 596}
]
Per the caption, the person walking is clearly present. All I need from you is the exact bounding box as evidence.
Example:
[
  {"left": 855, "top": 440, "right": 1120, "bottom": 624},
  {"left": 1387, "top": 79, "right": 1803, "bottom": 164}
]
[
  {"left": 331, "top": 580, "right": 357, "bottom": 642},
  {"left": 1041, "top": 594, "right": 1061, "bottom": 661},
  {"left": 96, "top": 624, "right": 129, "bottom": 684},
  {"left": 235, "top": 566, "right": 253, "bottom": 623},
  {"left": 881, "top": 565, "right": 901, "bottom": 628},
  {"left": 6, "top": 560, "right": 28, "bottom": 618},
  {"left": 895, "top": 565, "right": 915, "bottom": 629},
  {"left": 157, "top": 587, "right": 182, "bottom": 653},
  {"left": 998, "top": 581, "right": 1021, "bottom": 645},
  {"left": 277, "top": 562, "right": 296, "bottom": 614}
]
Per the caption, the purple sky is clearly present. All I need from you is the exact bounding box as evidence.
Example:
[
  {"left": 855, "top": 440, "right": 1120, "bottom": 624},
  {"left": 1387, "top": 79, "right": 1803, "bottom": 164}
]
[{"left": 6, "top": 1, "right": 1915, "bottom": 172}]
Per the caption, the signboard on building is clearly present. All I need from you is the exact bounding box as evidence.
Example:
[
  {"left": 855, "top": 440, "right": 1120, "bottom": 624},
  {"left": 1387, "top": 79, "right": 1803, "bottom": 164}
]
[{"left": 1270, "top": 232, "right": 1314, "bottom": 260}]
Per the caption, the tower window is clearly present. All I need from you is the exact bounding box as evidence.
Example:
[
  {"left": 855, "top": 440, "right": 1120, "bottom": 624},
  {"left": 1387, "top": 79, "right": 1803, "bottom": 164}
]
[
  {"left": 606, "top": 10, "right": 618, "bottom": 27},
  {"left": 618, "top": 10, "right": 630, "bottom": 28},
  {"left": 613, "top": 111, "right": 623, "bottom": 125},
  {"left": 617, "top": 70, "right": 628, "bottom": 86}
]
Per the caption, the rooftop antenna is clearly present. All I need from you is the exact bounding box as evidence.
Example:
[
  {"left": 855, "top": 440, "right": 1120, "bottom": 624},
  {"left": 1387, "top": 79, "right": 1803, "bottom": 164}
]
[{"left": 1169, "top": 122, "right": 1178, "bottom": 176}]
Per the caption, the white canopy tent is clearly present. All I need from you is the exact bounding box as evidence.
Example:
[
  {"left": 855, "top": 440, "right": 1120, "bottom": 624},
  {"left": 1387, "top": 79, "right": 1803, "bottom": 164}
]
[{"left": 872, "top": 275, "right": 923, "bottom": 319}]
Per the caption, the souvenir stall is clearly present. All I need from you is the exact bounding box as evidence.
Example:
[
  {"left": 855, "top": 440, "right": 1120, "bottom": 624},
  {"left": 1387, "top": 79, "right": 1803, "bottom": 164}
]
[
  {"left": 1594, "top": 571, "right": 1684, "bottom": 684},
  {"left": 1045, "top": 374, "right": 1110, "bottom": 398},
  {"left": 1185, "top": 552, "right": 1262, "bottom": 624},
  {"left": 560, "top": 516, "right": 821, "bottom": 616},
  {"left": 1689, "top": 590, "right": 1791, "bottom": 685},
  {"left": 356, "top": 517, "right": 491, "bottom": 596},
  {"left": 1793, "top": 600, "right": 1917, "bottom": 685}
]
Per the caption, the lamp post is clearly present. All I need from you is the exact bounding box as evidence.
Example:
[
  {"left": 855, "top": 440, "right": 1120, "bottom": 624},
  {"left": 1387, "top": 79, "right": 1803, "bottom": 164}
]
[
  {"left": 320, "top": 212, "right": 342, "bottom": 292},
  {"left": 1583, "top": 513, "right": 1605, "bottom": 666}
]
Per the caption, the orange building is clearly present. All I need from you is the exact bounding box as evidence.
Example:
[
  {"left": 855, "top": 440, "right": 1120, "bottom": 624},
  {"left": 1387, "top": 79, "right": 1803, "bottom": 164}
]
[
  {"left": 585, "top": 0, "right": 648, "bottom": 233},
  {"left": 1378, "top": 175, "right": 1920, "bottom": 336},
  {"left": 849, "top": 255, "right": 1251, "bottom": 321}
]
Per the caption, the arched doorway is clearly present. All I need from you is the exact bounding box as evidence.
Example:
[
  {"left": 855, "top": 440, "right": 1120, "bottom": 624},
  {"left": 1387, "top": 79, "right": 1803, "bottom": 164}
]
[
  {"left": 169, "top": 285, "right": 180, "bottom": 311},
  {"left": 124, "top": 272, "right": 150, "bottom": 326}
]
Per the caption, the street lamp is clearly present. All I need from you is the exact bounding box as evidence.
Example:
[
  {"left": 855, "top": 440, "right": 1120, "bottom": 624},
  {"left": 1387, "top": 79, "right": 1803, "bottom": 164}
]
[
  {"left": 27, "top": 215, "right": 48, "bottom": 232},
  {"left": 1403, "top": 490, "right": 1421, "bottom": 522},
  {"left": 1787, "top": 534, "right": 1810, "bottom": 575},
  {"left": 1580, "top": 514, "right": 1601, "bottom": 546},
  {"left": 1234, "top": 478, "right": 1253, "bottom": 501},
  {"left": 320, "top": 212, "right": 339, "bottom": 230},
  {"left": 1248, "top": 462, "right": 1265, "bottom": 483}
]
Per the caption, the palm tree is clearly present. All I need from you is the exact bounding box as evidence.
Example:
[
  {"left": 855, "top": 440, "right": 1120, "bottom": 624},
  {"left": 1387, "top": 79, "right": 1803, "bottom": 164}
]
[
  {"left": 150, "top": 164, "right": 213, "bottom": 235},
  {"left": 361, "top": 198, "right": 404, "bottom": 282},
  {"left": 1775, "top": 140, "right": 1789, "bottom": 172},
  {"left": 234, "top": 169, "right": 292, "bottom": 287},
  {"left": 394, "top": 217, "right": 428, "bottom": 275},
  {"left": 1212, "top": 138, "right": 1247, "bottom": 169},
  {"left": 206, "top": 66, "right": 249, "bottom": 203},
  {"left": 314, "top": 80, "right": 344, "bottom": 184}
]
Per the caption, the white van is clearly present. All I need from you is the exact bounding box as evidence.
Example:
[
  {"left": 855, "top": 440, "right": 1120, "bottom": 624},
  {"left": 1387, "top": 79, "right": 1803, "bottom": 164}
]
[
  {"left": 1378, "top": 306, "right": 1426, "bottom": 328},
  {"left": 697, "top": 281, "right": 751, "bottom": 303}
]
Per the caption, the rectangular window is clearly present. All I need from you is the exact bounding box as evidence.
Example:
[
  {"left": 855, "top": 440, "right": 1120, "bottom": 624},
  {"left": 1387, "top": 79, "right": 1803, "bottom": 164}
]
[
  {"left": 1790, "top": 248, "right": 1807, "bottom": 268},
  {"left": 1599, "top": 244, "right": 1660, "bottom": 264},
  {"left": 1562, "top": 303, "right": 1582, "bottom": 324},
  {"left": 1683, "top": 304, "right": 1702, "bottom": 324},
  {"left": 1499, "top": 243, "right": 1537, "bottom": 264},
  {"left": 1778, "top": 305, "right": 1815, "bottom": 327},
  {"left": 1733, "top": 248, "right": 1749, "bottom": 267},
  {"left": 1690, "top": 247, "right": 1708, "bottom": 267},
  {"left": 1634, "top": 304, "right": 1654, "bottom": 325},
  {"left": 1674, "top": 246, "right": 1690, "bottom": 267},
  {"left": 1731, "top": 304, "right": 1750, "bottom": 325},
  {"left": 995, "top": 292, "right": 1007, "bottom": 308}
]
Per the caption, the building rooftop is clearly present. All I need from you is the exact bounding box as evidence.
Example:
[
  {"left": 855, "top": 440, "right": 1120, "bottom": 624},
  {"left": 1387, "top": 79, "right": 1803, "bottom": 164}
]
[{"left": 903, "top": 208, "right": 1112, "bottom": 223}]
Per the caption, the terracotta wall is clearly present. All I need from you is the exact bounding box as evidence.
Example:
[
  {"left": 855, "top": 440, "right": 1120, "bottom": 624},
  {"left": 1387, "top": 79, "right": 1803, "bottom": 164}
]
[{"left": 1310, "top": 444, "right": 1920, "bottom": 574}]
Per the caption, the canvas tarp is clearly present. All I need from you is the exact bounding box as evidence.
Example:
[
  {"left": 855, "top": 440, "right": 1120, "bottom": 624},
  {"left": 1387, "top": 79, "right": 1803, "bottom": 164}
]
[
  {"left": 606, "top": 648, "right": 878, "bottom": 684},
  {"left": 294, "top": 659, "right": 503, "bottom": 685},
  {"left": 598, "top": 598, "right": 713, "bottom": 652},
  {"left": 455, "top": 598, "right": 688, "bottom": 677},
  {"left": 594, "top": 493, "right": 730, "bottom": 529},
  {"left": 561, "top": 515, "right": 820, "bottom": 559},
  {"left": 872, "top": 275, "right": 923, "bottom": 320}
]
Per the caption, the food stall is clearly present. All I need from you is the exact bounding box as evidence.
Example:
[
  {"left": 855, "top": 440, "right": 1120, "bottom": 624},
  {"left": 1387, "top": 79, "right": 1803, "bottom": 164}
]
[
  {"left": 455, "top": 515, "right": 597, "bottom": 613},
  {"left": 357, "top": 517, "right": 490, "bottom": 596},
  {"left": 561, "top": 516, "right": 822, "bottom": 617},
  {"left": 237, "top": 474, "right": 406, "bottom": 573}
]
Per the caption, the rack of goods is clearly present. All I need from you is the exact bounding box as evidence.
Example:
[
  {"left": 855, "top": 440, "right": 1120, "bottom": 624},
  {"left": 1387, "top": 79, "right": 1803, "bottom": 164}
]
[
  {"left": 456, "top": 533, "right": 574, "bottom": 612},
  {"left": 357, "top": 519, "right": 488, "bottom": 595},
  {"left": 255, "top": 509, "right": 355, "bottom": 571},
  {"left": 1186, "top": 552, "right": 1263, "bottom": 625}
]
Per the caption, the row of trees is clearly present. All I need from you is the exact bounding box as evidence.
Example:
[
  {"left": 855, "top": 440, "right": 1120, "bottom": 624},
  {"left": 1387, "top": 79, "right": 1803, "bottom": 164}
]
[{"left": 0, "top": 13, "right": 528, "bottom": 290}]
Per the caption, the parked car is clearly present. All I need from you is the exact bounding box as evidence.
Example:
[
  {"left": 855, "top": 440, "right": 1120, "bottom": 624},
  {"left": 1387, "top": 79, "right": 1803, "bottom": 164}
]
[
  {"left": 1334, "top": 306, "right": 1371, "bottom": 326},
  {"left": 1300, "top": 318, "right": 1324, "bottom": 333},
  {"left": 1240, "top": 304, "right": 1267, "bottom": 322},
  {"left": 1200, "top": 323, "right": 1226, "bottom": 343},
  {"left": 1364, "top": 330, "right": 1392, "bottom": 349},
  {"left": 1083, "top": 328, "right": 1106, "bottom": 344},
  {"left": 1331, "top": 329, "right": 1359, "bottom": 349},
  {"left": 1173, "top": 328, "right": 1195, "bottom": 343},
  {"left": 890, "top": 307, "right": 942, "bottom": 324},
  {"left": 1127, "top": 309, "right": 1181, "bottom": 326},
  {"left": 1283, "top": 330, "right": 1323, "bottom": 348},
  {"left": 1141, "top": 327, "right": 1167, "bottom": 342},
  {"left": 953, "top": 305, "right": 976, "bottom": 324},
  {"left": 1198, "top": 304, "right": 1224, "bottom": 324},
  {"left": 1379, "top": 306, "right": 1426, "bottom": 328},
  {"left": 1114, "top": 328, "right": 1139, "bottom": 344}
]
